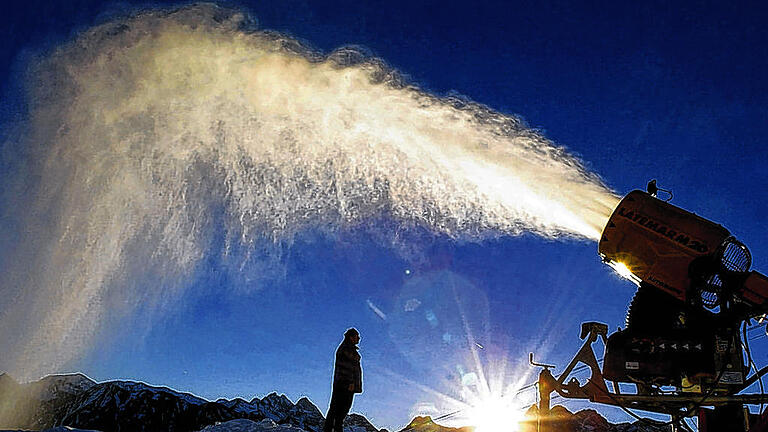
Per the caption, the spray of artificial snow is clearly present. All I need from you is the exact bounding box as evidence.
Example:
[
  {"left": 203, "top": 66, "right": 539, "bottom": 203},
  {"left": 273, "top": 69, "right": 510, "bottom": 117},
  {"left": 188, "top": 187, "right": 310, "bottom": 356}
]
[{"left": 0, "top": 4, "right": 618, "bottom": 378}]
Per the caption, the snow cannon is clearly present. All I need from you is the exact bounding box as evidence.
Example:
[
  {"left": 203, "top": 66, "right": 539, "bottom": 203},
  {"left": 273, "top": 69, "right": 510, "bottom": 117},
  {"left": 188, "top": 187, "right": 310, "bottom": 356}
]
[
  {"left": 598, "top": 188, "right": 768, "bottom": 390},
  {"left": 599, "top": 189, "right": 768, "bottom": 315},
  {"left": 530, "top": 186, "right": 768, "bottom": 432}
]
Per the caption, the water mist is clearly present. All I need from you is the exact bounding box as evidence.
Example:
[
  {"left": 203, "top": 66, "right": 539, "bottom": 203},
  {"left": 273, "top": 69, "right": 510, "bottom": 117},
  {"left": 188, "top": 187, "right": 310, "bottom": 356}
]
[{"left": 0, "top": 4, "right": 619, "bottom": 378}]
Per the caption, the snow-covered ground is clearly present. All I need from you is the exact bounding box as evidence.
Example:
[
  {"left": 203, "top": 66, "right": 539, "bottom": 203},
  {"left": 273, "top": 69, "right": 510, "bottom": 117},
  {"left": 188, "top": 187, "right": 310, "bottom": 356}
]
[
  {"left": 0, "top": 427, "right": 102, "bottom": 432},
  {"left": 199, "top": 419, "right": 308, "bottom": 432}
]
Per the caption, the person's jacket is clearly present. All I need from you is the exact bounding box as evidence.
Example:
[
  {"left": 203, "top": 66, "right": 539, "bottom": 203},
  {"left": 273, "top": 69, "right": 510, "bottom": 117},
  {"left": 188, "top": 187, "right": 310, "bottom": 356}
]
[{"left": 333, "top": 339, "right": 362, "bottom": 393}]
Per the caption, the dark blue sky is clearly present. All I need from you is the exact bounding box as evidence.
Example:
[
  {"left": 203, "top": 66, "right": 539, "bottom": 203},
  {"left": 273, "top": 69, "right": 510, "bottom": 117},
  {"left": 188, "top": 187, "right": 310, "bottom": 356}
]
[{"left": 3, "top": 1, "right": 768, "bottom": 430}]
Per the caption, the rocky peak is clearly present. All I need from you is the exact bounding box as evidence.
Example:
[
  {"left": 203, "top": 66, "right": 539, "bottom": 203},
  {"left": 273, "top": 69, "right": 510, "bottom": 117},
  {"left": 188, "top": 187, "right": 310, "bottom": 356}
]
[
  {"left": 217, "top": 397, "right": 249, "bottom": 409},
  {"left": 258, "top": 392, "right": 294, "bottom": 421},
  {"left": 284, "top": 397, "right": 324, "bottom": 432},
  {"left": 107, "top": 379, "right": 208, "bottom": 406},
  {"left": 262, "top": 392, "right": 292, "bottom": 406},
  {"left": 519, "top": 405, "right": 673, "bottom": 432},
  {"left": 293, "top": 397, "right": 321, "bottom": 415},
  {"left": 398, "top": 416, "right": 471, "bottom": 432},
  {"left": 33, "top": 373, "right": 96, "bottom": 400},
  {"left": 345, "top": 413, "right": 382, "bottom": 432},
  {"left": 40, "top": 372, "right": 94, "bottom": 385}
]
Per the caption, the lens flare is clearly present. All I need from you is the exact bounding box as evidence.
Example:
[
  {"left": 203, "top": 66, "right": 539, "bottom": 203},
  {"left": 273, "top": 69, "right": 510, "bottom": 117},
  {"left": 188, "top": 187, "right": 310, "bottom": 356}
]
[{"left": 388, "top": 271, "right": 535, "bottom": 432}]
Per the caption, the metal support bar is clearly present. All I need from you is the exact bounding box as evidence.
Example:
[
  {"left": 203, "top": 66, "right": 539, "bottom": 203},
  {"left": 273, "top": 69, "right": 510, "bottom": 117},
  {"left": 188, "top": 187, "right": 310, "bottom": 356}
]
[
  {"left": 556, "top": 322, "right": 608, "bottom": 397},
  {"left": 538, "top": 368, "right": 553, "bottom": 432},
  {"left": 600, "top": 393, "right": 768, "bottom": 406},
  {"left": 531, "top": 321, "right": 768, "bottom": 432}
]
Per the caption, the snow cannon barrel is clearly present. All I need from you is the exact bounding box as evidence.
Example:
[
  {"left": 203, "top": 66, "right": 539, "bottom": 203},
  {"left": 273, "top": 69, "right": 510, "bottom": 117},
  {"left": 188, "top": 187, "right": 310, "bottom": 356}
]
[{"left": 598, "top": 190, "right": 768, "bottom": 311}]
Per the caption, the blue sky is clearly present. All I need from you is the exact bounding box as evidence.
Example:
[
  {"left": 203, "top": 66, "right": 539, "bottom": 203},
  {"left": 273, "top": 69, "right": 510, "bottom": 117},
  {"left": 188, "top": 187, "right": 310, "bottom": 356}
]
[{"left": 2, "top": 1, "right": 768, "bottom": 430}]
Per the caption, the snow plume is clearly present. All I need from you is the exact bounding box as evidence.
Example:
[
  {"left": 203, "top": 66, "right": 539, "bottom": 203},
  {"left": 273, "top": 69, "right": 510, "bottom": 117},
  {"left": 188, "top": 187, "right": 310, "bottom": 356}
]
[{"left": 0, "top": 4, "right": 618, "bottom": 378}]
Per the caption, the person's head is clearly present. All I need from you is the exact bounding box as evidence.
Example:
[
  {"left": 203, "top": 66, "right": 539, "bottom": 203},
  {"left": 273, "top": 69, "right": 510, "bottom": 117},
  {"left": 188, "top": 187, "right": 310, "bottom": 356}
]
[{"left": 344, "top": 328, "right": 360, "bottom": 344}]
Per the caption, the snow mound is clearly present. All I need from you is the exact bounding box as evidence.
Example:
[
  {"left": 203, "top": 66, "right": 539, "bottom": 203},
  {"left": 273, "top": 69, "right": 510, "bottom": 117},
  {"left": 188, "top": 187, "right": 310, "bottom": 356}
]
[
  {"left": 42, "top": 427, "right": 103, "bottom": 432},
  {"left": 198, "top": 419, "right": 307, "bottom": 432}
]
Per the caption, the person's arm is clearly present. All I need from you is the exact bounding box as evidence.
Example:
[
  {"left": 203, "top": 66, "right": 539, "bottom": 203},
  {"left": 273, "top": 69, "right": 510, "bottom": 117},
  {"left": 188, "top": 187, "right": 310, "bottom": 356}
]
[{"left": 353, "top": 352, "right": 362, "bottom": 393}]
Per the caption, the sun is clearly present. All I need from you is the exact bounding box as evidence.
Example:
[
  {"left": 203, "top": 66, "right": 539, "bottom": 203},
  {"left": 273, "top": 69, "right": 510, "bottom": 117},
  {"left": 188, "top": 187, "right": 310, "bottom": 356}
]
[{"left": 467, "top": 395, "right": 524, "bottom": 432}]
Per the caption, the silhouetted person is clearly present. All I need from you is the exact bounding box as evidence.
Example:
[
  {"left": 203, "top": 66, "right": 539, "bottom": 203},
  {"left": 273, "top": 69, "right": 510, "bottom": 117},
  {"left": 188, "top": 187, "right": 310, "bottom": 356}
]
[{"left": 324, "top": 328, "right": 362, "bottom": 432}]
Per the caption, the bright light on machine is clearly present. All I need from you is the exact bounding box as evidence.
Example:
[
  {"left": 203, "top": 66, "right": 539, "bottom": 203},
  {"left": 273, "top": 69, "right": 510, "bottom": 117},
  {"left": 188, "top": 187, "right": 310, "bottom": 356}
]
[{"left": 607, "top": 260, "right": 641, "bottom": 285}]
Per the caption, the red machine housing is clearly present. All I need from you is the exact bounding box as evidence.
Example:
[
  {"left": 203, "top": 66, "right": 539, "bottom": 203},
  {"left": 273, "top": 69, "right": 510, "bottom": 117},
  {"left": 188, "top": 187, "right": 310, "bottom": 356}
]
[{"left": 599, "top": 190, "right": 768, "bottom": 309}]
